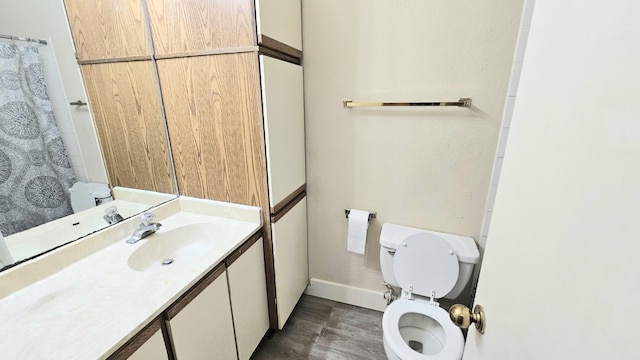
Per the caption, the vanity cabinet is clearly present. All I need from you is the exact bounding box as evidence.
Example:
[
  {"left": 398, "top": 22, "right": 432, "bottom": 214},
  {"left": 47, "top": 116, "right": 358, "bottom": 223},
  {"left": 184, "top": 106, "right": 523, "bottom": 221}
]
[
  {"left": 227, "top": 237, "right": 270, "bottom": 360},
  {"left": 166, "top": 264, "right": 237, "bottom": 359},
  {"left": 158, "top": 52, "right": 308, "bottom": 329},
  {"left": 64, "top": 0, "right": 306, "bottom": 331}
]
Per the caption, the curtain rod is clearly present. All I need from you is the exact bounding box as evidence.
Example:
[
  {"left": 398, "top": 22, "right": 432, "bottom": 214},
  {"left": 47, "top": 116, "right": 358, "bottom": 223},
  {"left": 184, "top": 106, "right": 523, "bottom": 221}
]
[{"left": 0, "top": 34, "right": 47, "bottom": 45}]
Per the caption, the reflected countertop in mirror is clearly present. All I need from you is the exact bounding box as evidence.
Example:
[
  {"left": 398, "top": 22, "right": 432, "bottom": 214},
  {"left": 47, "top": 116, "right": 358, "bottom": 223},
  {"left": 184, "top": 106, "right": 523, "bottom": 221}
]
[
  {"left": 0, "top": 188, "right": 175, "bottom": 270},
  {"left": 0, "top": 0, "right": 178, "bottom": 272}
]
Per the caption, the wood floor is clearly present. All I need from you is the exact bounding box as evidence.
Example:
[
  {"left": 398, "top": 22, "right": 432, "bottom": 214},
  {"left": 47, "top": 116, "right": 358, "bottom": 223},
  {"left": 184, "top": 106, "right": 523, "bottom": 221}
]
[{"left": 250, "top": 295, "right": 387, "bottom": 360}]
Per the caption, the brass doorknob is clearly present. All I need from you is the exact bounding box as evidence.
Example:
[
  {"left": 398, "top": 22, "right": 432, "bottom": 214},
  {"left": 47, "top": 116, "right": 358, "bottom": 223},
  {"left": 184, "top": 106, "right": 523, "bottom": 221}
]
[{"left": 449, "top": 304, "right": 486, "bottom": 334}]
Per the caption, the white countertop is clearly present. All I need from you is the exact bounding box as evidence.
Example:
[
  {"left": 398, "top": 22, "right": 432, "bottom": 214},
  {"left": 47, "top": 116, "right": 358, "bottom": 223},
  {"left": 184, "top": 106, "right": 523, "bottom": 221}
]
[{"left": 0, "top": 197, "right": 261, "bottom": 359}]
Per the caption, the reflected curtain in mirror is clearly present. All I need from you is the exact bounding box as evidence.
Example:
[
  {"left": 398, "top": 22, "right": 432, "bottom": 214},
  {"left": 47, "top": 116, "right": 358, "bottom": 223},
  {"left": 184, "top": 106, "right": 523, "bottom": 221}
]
[{"left": 0, "top": 43, "right": 75, "bottom": 236}]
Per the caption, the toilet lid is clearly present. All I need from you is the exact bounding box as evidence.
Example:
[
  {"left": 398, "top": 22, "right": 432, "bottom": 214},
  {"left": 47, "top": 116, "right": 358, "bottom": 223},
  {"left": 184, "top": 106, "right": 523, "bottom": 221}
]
[
  {"left": 69, "top": 182, "right": 95, "bottom": 212},
  {"left": 393, "top": 233, "right": 459, "bottom": 298}
]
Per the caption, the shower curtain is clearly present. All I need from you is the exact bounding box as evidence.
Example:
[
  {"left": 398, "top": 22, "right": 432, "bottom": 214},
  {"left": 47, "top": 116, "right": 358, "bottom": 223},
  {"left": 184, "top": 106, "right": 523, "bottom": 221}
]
[{"left": 0, "top": 42, "right": 75, "bottom": 236}]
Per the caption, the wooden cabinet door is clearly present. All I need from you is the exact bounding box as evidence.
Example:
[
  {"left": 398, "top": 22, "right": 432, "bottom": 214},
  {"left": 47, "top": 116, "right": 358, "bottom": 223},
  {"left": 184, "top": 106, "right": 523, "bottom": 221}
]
[
  {"left": 260, "top": 55, "right": 306, "bottom": 208},
  {"left": 156, "top": 53, "right": 267, "bottom": 208},
  {"left": 146, "top": 0, "right": 256, "bottom": 56},
  {"left": 64, "top": 0, "right": 150, "bottom": 61},
  {"left": 272, "top": 197, "right": 308, "bottom": 329},
  {"left": 167, "top": 266, "right": 237, "bottom": 360},
  {"left": 227, "top": 238, "right": 270, "bottom": 360},
  {"left": 81, "top": 61, "right": 174, "bottom": 193},
  {"left": 256, "top": 0, "right": 302, "bottom": 51}
]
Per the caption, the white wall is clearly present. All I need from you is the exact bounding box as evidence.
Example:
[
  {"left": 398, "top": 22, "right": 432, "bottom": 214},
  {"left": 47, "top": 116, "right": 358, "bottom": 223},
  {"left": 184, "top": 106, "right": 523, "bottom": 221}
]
[
  {"left": 0, "top": 0, "right": 107, "bottom": 183},
  {"left": 302, "top": 0, "right": 524, "bottom": 308},
  {"left": 479, "top": 0, "right": 536, "bottom": 251}
]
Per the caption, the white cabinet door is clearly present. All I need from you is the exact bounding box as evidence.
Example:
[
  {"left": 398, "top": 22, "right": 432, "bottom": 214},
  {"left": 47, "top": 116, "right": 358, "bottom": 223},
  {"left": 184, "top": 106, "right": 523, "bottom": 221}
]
[
  {"left": 272, "top": 197, "right": 308, "bottom": 329},
  {"left": 128, "top": 329, "right": 168, "bottom": 360},
  {"left": 255, "top": 0, "right": 302, "bottom": 50},
  {"left": 260, "top": 55, "right": 306, "bottom": 207},
  {"left": 168, "top": 268, "right": 237, "bottom": 360},
  {"left": 227, "top": 238, "right": 270, "bottom": 360}
]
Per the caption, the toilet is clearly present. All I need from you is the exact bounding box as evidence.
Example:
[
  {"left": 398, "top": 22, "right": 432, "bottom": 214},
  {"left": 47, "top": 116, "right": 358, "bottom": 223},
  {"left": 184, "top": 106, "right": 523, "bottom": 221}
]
[
  {"left": 380, "top": 223, "right": 480, "bottom": 360},
  {"left": 69, "top": 182, "right": 113, "bottom": 213}
]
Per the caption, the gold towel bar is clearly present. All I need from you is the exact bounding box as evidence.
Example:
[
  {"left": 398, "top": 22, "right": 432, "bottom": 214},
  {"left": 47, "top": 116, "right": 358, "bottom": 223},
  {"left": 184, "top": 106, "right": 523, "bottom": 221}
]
[{"left": 343, "top": 98, "right": 471, "bottom": 108}]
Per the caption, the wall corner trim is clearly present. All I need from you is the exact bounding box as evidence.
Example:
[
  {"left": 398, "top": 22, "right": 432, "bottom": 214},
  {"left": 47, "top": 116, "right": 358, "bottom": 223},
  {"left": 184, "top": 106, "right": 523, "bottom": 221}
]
[{"left": 304, "top": 278, "right": 387, "bottom": 312}]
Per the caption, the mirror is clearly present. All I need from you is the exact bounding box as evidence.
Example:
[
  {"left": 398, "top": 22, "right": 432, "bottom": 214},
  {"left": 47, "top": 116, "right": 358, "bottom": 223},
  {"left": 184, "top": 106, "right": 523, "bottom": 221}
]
[{"left": 0, "top": 1, "right": 178, "bottom": 270}]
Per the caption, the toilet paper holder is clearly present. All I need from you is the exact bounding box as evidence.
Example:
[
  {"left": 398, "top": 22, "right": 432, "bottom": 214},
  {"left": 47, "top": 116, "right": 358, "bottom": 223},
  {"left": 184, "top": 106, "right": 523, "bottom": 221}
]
[{"left": 345, "top": 209, "right": 377, "bottom": 222}]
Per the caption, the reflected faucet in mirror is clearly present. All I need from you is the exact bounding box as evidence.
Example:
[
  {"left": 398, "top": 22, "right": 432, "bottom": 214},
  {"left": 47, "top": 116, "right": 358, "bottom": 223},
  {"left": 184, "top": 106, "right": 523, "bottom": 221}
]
[{"left": 103, "top": 206, "right": 124, "bottom": 225}]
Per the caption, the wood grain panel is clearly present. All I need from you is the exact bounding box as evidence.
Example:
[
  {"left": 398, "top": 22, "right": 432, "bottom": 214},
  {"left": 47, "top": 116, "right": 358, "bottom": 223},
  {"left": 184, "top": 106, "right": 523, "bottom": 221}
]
[
  {"left": 64, "top": 0, "right": 150, "bottom": 61},
  {"left": 157, "top": 53, "right": 268, "bottom": 208},
  {"left": 146, "top": 0, "right": 256, "bottom": 55},
  {"left": 81, "top": 61, "right": 174, "bottom": 193}
]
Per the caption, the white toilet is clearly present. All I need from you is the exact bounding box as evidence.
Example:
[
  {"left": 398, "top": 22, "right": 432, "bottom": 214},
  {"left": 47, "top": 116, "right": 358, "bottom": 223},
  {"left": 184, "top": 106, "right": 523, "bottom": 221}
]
[
  {"left": 380, "top": 223, "right": 480, "bottom": 360},
  {"left": 69, "top": 182, "right": 113, "bottom": 213}
]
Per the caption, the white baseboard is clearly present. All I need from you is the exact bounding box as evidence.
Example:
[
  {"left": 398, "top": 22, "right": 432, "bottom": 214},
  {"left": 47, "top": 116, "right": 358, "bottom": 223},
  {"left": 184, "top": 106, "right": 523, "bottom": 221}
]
[{"left": 304, "top": 278, "right": 387, "bottom": 312}]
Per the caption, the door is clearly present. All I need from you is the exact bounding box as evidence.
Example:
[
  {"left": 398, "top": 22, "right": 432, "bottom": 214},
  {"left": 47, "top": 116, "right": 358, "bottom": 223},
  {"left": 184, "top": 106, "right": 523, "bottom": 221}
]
[
  {"left": 227, "top": 237, "right": 270, "bottom": 360},
  {"left": 260, "top": 55, "right": 306, "bottom": 207},
  {"left": 272, "top": 197, "right": 308, "bottom": 329},
  {"left": 167, "top": 266, "right": 237, "bottom": 360},
  {"left": 464, "top": 1, "right": 640, "bottom": 359}
]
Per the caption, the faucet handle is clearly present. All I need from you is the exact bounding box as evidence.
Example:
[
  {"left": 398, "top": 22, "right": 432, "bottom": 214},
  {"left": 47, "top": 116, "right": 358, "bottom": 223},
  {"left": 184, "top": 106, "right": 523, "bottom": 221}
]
[
  {"left": 140, "top": 212, "right": 156, "bottom": 226},
  {"left": 105, "top": 206, "right": 119, "bottom": 216}
]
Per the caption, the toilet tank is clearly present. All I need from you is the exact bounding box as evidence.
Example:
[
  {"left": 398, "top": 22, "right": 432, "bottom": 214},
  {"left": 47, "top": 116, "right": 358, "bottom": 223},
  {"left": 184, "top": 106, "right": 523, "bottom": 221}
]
[{"left": 379, "top": 223, "right": 480, "bottom": 299}]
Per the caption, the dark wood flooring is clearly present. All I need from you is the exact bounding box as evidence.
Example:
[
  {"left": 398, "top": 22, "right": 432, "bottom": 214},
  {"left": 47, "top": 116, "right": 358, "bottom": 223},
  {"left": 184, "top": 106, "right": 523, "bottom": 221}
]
[{"left": 250, "top": 295, "right": 387, "bottom": 360}]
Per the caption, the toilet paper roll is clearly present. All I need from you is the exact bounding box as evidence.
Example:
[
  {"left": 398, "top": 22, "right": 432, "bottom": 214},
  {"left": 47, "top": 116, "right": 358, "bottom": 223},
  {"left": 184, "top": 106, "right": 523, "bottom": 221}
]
[
  {"left": 0, "top": 231, "right": 13, "bottom": 268},
  {"left": 347, "top": 209, "right": 369, "bottom": 255}
]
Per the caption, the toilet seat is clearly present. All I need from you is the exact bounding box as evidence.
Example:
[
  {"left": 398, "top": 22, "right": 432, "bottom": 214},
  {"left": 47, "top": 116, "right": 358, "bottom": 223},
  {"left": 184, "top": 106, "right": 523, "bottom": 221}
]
[
  {"left": 383, "top": 299, "right": 464, "bottom": 360},
  {"left": 69, "top": 182, "right": 95, "bottom": 213}
]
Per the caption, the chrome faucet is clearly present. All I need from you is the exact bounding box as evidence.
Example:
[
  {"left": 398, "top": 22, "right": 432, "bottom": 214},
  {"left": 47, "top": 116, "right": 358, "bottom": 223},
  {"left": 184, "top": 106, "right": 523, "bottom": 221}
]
[{"left": 126, "top": 212, "right": 162, "bottom": 244}]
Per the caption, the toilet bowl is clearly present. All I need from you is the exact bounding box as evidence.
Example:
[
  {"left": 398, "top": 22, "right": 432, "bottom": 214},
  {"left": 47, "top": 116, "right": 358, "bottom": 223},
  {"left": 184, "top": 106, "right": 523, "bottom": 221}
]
[
  {"left": 69, "top": 182, "right": 113, "bottom": 213},
  {"left": 383, "top": 299, "right": 463, "bottom": 360},
  {"left": 379, "top": 223, "right": 479, "bottom": 360}
]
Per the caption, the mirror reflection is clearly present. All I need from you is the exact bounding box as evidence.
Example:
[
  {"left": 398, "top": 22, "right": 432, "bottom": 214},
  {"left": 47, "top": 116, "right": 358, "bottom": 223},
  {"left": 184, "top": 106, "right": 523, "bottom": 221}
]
[{"left": 0, "top": 2, "right": 177, "bottom": 270}]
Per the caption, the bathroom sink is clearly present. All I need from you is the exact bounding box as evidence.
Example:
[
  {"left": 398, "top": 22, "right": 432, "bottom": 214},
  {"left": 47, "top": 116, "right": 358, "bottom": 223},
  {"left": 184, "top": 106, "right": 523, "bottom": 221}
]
[{"left": 127, "top": 223, "right": 220, "bottom": 272}]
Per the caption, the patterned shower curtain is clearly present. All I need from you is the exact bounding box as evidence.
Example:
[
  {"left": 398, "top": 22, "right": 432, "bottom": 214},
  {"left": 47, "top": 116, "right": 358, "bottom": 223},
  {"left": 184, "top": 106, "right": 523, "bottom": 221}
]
[{"left": 0, "top": 42, "right": 75, "bottom": 236}]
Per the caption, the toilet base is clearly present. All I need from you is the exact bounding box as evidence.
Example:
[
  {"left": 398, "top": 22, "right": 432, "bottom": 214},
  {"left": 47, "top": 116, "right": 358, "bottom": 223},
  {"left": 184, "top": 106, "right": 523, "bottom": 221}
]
[{"left": 383, "top": 334, "right": 401, "bottom": 360}]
